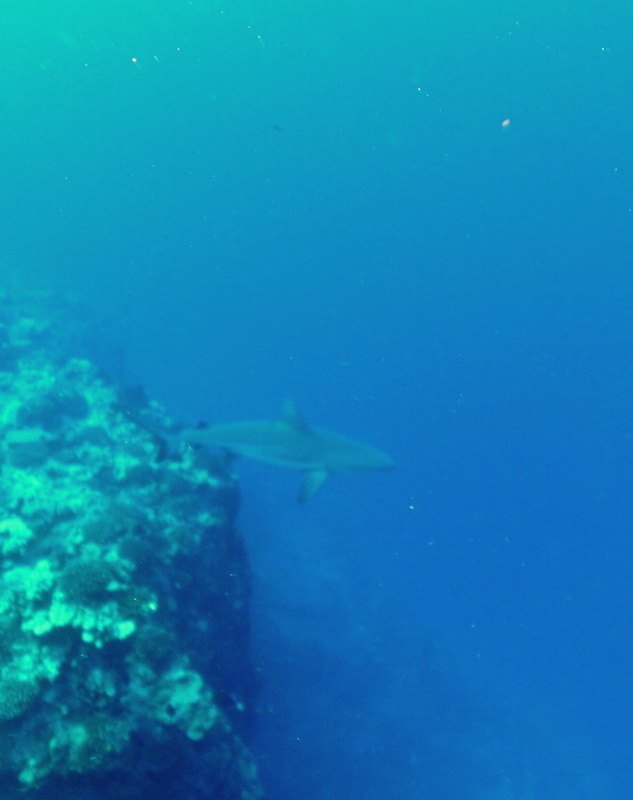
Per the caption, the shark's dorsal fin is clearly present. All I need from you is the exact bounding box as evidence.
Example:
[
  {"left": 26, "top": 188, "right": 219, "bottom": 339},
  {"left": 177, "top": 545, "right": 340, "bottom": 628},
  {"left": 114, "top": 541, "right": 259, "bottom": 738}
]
[
  {"left": 298, "top": 469, "right": 329, "bottom": 503},
  {"left": 281, "top": 400, "right": 310, "bottom": 433}
]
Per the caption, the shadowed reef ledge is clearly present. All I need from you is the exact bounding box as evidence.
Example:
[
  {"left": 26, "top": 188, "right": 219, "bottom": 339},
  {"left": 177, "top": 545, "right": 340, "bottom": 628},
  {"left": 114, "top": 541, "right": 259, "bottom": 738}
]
[{"left": 0, "top": 293, "right": 262, "bottom": 800}]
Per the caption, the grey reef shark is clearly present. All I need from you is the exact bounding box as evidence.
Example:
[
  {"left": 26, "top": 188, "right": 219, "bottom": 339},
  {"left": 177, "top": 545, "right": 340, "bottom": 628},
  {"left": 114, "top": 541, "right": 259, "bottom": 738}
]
[{"left": 165, "top": 400, "right": 395, "bottom": 502}]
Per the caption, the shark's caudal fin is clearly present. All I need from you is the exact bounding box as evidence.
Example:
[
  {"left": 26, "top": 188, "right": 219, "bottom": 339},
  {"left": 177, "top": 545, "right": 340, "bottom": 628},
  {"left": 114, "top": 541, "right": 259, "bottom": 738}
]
[
  {"left": 116, "top": 406, "right": 181, "bottom": 461},
  {"left": 299, "top": 469, "right": 329, "bottom": 503}
]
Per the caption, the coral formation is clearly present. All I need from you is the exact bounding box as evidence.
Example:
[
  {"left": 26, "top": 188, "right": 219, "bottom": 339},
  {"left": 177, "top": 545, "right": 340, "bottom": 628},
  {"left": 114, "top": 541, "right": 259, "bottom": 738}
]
[{"left": 0, "top": 292, "right": 261, "bottom": 800}]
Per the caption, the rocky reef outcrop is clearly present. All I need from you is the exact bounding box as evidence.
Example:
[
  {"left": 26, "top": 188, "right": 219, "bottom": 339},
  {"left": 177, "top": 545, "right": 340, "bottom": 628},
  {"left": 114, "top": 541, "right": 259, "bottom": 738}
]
[{"left": 0, "top": 292, "right": 262, "bottom": 800}]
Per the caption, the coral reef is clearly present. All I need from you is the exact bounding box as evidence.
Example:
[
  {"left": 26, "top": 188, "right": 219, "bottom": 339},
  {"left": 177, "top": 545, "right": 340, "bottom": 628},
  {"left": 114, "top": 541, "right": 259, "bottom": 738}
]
[{"left": 0, "top": 292, "right": 261, "bottom": 800}]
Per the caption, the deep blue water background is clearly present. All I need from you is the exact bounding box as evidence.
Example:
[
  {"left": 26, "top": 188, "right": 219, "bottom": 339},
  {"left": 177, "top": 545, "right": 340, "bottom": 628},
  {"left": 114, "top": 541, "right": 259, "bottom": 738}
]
[{"left": 2, "top": 1, "right": 632, "bottom": 797}]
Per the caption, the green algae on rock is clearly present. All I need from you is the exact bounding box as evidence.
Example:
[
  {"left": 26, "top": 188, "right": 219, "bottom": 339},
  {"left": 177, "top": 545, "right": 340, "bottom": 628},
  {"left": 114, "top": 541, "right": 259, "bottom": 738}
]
[{"left": 0, "top": 295, "right": 261, "bottom": 800}]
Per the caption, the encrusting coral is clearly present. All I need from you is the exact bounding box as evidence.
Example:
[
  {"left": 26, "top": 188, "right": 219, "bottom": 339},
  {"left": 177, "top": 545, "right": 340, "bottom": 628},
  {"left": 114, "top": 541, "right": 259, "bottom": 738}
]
[{"left": 0, "top": 292, "right": 261, "bottom": 800}]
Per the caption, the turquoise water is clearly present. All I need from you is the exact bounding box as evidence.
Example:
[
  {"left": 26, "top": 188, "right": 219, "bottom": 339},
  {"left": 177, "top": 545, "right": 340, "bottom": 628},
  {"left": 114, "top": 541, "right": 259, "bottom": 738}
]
[{"left": 1, "top": 1, "right": 631, "bottom": 798}]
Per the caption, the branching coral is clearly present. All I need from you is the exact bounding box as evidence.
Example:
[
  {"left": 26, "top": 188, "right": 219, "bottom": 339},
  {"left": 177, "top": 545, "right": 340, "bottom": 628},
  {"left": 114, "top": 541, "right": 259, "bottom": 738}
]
[{"left": 0, "top": 676, "right": 39, "bottom": 721}]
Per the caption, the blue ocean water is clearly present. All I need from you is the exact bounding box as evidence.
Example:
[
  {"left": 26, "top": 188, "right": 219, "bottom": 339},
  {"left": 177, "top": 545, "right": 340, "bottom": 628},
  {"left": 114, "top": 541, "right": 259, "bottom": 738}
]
[{"left": 2, "top": 0, "right": 632, "bottom": 797}]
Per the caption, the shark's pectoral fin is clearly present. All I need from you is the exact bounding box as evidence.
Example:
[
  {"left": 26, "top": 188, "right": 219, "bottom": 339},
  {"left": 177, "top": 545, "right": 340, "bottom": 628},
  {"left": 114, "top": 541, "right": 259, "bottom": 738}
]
[{"left": 298, "top": 469, "right": 329, "bottom": 503}]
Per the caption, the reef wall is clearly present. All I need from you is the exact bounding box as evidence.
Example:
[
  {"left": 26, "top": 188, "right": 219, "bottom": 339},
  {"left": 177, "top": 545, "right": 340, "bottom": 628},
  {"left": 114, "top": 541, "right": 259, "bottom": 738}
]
[{"left": 0, "top": 293, "right": 262, "bottom": 800}]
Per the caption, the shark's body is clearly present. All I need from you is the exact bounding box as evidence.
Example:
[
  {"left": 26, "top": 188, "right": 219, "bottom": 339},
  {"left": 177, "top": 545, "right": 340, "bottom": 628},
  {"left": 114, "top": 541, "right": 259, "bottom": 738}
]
[{"left": 179, "top": 401, "right": 394, "bottom": 502}]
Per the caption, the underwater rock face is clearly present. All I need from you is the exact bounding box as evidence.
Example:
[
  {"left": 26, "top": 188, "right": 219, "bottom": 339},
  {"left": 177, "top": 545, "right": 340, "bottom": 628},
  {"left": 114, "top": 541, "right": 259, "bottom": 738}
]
[{"left": 0, "top": 295, "right": 261, "bottom": 800}]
